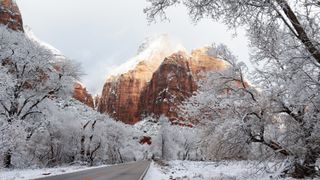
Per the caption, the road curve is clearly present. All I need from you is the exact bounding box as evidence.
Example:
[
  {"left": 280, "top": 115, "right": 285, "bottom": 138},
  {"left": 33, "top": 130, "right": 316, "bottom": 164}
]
[{"left": 33, "top": 161, "right": 151, "bottom": 180}]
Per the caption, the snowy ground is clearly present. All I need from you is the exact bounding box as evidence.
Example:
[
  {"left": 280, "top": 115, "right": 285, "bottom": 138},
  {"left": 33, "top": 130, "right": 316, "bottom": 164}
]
[
  {"left": 144, "top": 160, "right": 296, "bottom": 180},
  {"left": 0, "top": 160, "right": 298, "bottom": 180},
  {"left": 0, "top": 164, "right": 109, "bottom": 180}
]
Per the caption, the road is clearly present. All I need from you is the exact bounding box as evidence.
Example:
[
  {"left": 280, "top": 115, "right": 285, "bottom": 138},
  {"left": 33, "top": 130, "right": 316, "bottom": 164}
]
[{"left": 33, "top": 161, "right": 151, "bottom": 180}]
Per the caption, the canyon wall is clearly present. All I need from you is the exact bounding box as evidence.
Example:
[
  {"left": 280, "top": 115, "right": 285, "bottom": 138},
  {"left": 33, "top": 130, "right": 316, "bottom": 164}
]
[{"left": 98, "top": 43, "right": 227, "bottom": 124}]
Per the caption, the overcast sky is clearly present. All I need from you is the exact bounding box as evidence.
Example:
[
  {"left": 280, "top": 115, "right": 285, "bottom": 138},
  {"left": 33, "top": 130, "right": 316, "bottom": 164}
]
[{"left": 16, "top": 0, "right": 249, "bottom": 94}]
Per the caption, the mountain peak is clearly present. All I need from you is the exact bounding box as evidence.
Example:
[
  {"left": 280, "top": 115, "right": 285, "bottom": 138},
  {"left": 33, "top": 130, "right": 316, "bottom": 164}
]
[
  {"left": 136, "top": 34, "right": 186, "bottom": 56},
  {"left": 108, "top": 34, "right": 186, "bottom": 77}
]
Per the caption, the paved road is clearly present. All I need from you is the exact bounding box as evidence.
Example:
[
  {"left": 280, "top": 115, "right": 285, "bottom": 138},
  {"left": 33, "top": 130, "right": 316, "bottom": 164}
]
[{"left": 33, "top": 161, "right": 151, "bottom": 180}]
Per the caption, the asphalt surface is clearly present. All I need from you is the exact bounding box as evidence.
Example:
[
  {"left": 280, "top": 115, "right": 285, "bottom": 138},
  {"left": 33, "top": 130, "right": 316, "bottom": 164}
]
[{"left": 33, "top": 161, "right": 151, "bottom": 180}]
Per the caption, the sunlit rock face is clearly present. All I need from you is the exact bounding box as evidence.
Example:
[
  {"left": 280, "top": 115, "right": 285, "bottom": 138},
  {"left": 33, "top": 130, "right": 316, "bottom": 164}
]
[
  {"left": 73, "top": 82, "right": 95, "bottom": 108},
  {"left": 98, "top": 35, "right": 184, "bottom": 124},
  {"left": 0, "top": 0, "right": 24, "bottom": 31},
  {"left": 98, "top": 62, "right": 158, "bottom": 124},
  {"left": 98, "top": 35, "right": 228, "bottom": 124},
  {"left": 139, "top": 51, "right": 197, "bottom": 121},
  {"left": 190, "top": 47, "right": 228, "bottom": 78},
  {"left": 139, "top": 48, "right": 227, "bottom": 121}
]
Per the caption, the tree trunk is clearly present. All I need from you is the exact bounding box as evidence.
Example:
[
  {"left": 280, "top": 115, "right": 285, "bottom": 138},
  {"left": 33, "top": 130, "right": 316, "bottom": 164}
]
[
  {"left": 161, "top": 134, "right": 165, "bottom": 159},
  {"left": 80, "top": 135, "right": 85, "bottom": 161},
  {"left": 4, "top": 149, "right": 12, "bottom": 168},
  {"left": 276, "top": 0, "right": 320, "bottom": 63}
]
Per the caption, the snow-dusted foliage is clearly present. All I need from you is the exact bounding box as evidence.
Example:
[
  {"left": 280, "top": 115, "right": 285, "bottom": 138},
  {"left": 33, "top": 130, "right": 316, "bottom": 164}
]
[
  {"left": 180, "top": 43, "right": 320, "bottom": 177},
  {"left": 180, "top": 44, "right": 259, "bottom": 161},
  {"left": 136, "top": 116, "right": 204, "bottom": 161},
  {"left": 31, "top": 99, "right": 144, "bottom": 167},
  {"left": 0, "top": 25, "right": 80, "bottom": 168},
  {"left": 0, "top": 26, "right": 145, "bottom": 168},
  {"left": 155, "top": 116, "right": 203, "bottom": 161},
  {"left": 146, "top": 0, "right": 320, "bottom": 177},
  {"left": 1, "top": 96, "right": 147, "bottom": 168}
]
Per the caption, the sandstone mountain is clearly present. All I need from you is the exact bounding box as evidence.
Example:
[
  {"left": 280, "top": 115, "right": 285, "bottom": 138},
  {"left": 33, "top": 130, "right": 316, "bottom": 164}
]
[
  {"left": 73, "top": 82, "right": 95, "bottom": 108},
  {"left": 98, "top": 36, "right": 227, "bottom": 124},
  {"left": 0, "top": 0, "right": 23, "bottom": 31},
  {"left": 98, "top": 35, "right": 185, "bottom": 124},
  {"left": 139, "top": 49, "right": 227, "bottom": 122}
]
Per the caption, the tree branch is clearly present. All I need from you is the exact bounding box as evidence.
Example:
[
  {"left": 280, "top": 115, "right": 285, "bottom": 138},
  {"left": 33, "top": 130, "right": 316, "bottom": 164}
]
[{"left": 276, "top": 0, "right": 320, "bottom": 63}]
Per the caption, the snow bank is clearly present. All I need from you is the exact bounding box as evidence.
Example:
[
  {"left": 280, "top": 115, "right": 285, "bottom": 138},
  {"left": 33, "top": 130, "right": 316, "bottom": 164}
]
[{"left": 144, "top": 160, "right": 296, "bottom": 180}]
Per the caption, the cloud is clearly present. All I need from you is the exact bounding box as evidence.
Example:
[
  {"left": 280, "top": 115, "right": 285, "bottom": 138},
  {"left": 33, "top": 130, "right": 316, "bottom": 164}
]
[{"left": 16, "top": 0, "right": 249, "bottom": 94}]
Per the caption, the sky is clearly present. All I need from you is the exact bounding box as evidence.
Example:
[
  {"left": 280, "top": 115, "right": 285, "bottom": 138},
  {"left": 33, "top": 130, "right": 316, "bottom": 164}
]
[{"left": 16, "top": 0, "right": 250, "bottom": 94}]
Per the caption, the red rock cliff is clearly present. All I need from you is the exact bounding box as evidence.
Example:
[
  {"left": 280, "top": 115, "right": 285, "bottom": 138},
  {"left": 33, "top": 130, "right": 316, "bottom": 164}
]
[
  {"left": 98, "top": 62, "right": 156, "bottom": 124},
  {"left": 139, "top": 51, "right": 196, "bottom": 120},
  {"left": 0, "top": 0, "right": 24, "bottom": 31},
  {"left": 98, "top": 39, "right": 227, "bottom": 124},
  {"left": 139, "top": 48, "right": 227, "bottom": 121},
  {"left": 73, "top": 82, "right": 94, "bottom": 108},
  {"left": 98, "top": 35, "right": 184, "bottom": 124}
]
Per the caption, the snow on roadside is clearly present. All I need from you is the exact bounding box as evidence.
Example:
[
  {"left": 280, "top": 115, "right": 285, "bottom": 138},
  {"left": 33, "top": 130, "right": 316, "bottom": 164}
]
[
  {"left": 0, "top": 164, "right": 109, "bottom": 180},
  {"left": 144, "top": 160, "right": 296, "bottom": 180}
]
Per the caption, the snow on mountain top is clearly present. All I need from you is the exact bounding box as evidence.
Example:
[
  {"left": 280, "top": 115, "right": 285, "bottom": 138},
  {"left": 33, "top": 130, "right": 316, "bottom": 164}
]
[{"left": 107, "top": 34, "right": 186, "bottom": 78}]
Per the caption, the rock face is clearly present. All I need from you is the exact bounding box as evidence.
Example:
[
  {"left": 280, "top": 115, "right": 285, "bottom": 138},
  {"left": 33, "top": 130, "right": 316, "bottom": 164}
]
[
  {"left": 139, "top": 49, "right": 227, "bottom": 121},
  {"left": 139, "top": 51, "right": 197, "bottom": 120},
  {"left": 98, "top": 36, "right": 228, "bottom": 124},
  {"left": 98, "top": 62, "right": 156, "bottom": 124},
  {"left": 73, "top": 82, "right": 94, "bottom": 108},
  {"left": 98, "top": 35, "right": 184, "bottom": 124},
  {"left": 0, "top": 0, "right": 24, "bottom": 31}
]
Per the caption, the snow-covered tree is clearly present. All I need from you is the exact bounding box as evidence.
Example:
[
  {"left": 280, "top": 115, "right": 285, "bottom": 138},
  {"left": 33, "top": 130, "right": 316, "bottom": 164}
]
[
  {"left": 0, "top": 26, "right": 80, "bottom": 168},
  {"left": 143, "top": 115, "right": 203, "bottom": 161},
  {"left": 180, "top": 44, "right": 257, "bottom": 160},
  {"left": 146, "top": 0, "right": 320, "bottom": 177},
  {"left": 180, "top": 43, "right": 320, "bottom": 177}
]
